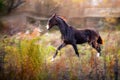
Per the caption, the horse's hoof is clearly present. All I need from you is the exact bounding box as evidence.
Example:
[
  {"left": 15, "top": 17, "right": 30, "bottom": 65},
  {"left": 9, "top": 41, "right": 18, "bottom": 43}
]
[
  {"left": 97, "top": 53, "right": 100, "bottom": 57},
  {"left": 51, "top": 58, "right": 55, "bottom": 62},
  {"left": 76, "top": 54, "right": 79, "bottom": 57}
]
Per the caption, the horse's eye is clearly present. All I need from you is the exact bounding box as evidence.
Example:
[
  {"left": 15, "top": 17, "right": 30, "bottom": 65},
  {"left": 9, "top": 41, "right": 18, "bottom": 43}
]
[{"left": 49, "top": 19, "right": 52, "bottom": 23}]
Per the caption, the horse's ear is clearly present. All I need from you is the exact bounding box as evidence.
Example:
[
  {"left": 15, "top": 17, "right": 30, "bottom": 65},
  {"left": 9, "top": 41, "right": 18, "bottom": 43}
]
[{"left": 52, "top": 13, "right": 57, "bottom": 18}]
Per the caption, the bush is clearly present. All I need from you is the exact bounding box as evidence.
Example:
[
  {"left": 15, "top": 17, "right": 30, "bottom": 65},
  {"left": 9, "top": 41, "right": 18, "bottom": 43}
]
[{"left": 1, "top": 36, "right": 55, "bottom": 80}]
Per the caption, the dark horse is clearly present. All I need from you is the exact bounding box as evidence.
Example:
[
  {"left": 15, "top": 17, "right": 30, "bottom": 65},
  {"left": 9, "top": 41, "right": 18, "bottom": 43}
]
[{"left": 46, "top": 14, "right": 103, "bottom": 61}]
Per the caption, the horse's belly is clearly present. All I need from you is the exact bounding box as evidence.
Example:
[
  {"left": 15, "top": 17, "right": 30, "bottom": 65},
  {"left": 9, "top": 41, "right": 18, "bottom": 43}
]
[
  {"left": 76, "top": 37, "right": 88, "bottom": 44},
  {"left": 75, "top": 33, "right": 88, "bottom": 44},
  {"left": 76, "top": 40, "right": 87, "bottom": 44}
]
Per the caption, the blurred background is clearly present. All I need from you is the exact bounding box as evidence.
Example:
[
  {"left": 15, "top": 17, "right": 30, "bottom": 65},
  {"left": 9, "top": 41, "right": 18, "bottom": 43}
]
[
  {"left": 0, "top": 0, "right": 120, "bottom": 34},
  {"left": 0, "top": 0, "right": 120, "bottom": 80}
]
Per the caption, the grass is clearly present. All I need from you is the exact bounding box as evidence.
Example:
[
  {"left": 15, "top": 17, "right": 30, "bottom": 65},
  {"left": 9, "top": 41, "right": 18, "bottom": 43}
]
[{"left": 0, "top": 31, "right": 120, "bottom": 80}]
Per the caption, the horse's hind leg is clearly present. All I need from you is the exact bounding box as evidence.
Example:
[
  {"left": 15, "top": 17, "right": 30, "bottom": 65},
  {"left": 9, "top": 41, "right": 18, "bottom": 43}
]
[{"left": 91, "top": 41, "right": 101, "bottom": 57}]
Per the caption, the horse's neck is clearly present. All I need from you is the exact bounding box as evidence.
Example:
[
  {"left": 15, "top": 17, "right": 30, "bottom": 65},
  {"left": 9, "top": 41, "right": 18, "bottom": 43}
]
[
  {"left": 59, "top": 24, "right": 68, "bottom": 36},
  {"left": 58, "top": 20, "right": 69, "bottom": 36},
  {"left": 58, "top": 21, "right": 75, "bottom": 41}
]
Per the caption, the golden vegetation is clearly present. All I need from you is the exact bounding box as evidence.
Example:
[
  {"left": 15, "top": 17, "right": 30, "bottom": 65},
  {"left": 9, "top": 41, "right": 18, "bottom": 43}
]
[{"left": 0, "top": 31, "right": 120, "bottom": 80}]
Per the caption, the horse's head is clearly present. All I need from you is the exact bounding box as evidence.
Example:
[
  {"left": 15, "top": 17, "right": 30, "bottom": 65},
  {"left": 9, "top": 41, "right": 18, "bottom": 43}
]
[{"left": 46, "top": 13, "right": 58, "bottom": 30}]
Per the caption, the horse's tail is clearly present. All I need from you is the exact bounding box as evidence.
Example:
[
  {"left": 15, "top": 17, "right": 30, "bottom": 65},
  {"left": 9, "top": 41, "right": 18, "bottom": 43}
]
[{"left": 97, "top": 36, "right": 103, "bottom": 44}]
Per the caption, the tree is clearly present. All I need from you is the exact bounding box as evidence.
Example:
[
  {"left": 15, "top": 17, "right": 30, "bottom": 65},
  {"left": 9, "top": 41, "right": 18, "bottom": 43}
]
[
  {"left": 0, "top": 0, "right": 25, "bottom": 15},
  {"left": 0, "top": 0, "right": 5, "bottom": 13},
  {"left": 5, "top": 0, "right": 25, "bottom": 14}
]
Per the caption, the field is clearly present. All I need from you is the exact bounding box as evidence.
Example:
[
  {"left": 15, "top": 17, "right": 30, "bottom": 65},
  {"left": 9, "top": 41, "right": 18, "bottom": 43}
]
[
  {"left": 0, "top": 30, "right": 120, "bottom": 80},
  {"left": 1, "top": 0, "right": 120, "bottom": 80}
]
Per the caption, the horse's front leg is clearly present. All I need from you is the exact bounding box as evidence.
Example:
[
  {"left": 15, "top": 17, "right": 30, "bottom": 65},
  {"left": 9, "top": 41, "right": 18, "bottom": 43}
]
[
  {"left": 71, "top": 43, "right": 79, "bottom": 57},
  {"left": 51, "top": 43, "right": 66, "bottom": 61}
]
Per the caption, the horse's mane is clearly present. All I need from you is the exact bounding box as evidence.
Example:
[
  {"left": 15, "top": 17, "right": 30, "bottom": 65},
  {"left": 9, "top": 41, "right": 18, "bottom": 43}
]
[
  {"left": 57, "top": 16, "right": 70, "bottom": 28},
  {"left": 58, "top": 16, "right": 67, "bottom": 22}
]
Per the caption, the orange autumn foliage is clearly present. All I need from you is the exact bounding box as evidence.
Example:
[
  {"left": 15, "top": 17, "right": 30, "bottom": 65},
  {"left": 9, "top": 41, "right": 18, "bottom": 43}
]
[{"left": 17, "top": 28, "right": 41, "bottom": 39}]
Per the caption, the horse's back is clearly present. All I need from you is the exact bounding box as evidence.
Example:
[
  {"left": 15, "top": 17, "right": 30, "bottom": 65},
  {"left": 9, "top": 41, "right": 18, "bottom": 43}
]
[
  {"left": 74, "top": 29, "right": 100, "bottom": 44},
  {"left": 74, "top": 29, "right": 89, "bottom": 44}
]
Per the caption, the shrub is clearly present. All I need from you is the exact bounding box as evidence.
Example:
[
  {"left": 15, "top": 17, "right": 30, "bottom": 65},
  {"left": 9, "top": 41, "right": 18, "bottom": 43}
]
[{"left": 3, "top": 36, "right": 55, "bottom": 80}]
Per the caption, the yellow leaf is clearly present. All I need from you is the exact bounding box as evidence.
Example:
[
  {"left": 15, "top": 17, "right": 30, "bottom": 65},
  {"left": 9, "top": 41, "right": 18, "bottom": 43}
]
[{"left": 72, "top": 0, "right": 85, "bottom": 3}]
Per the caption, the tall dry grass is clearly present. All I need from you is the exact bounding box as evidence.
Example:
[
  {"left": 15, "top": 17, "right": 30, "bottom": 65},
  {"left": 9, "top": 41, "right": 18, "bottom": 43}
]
[{"left": 0, "top": 31, "right": 120, "bottom": 80}]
